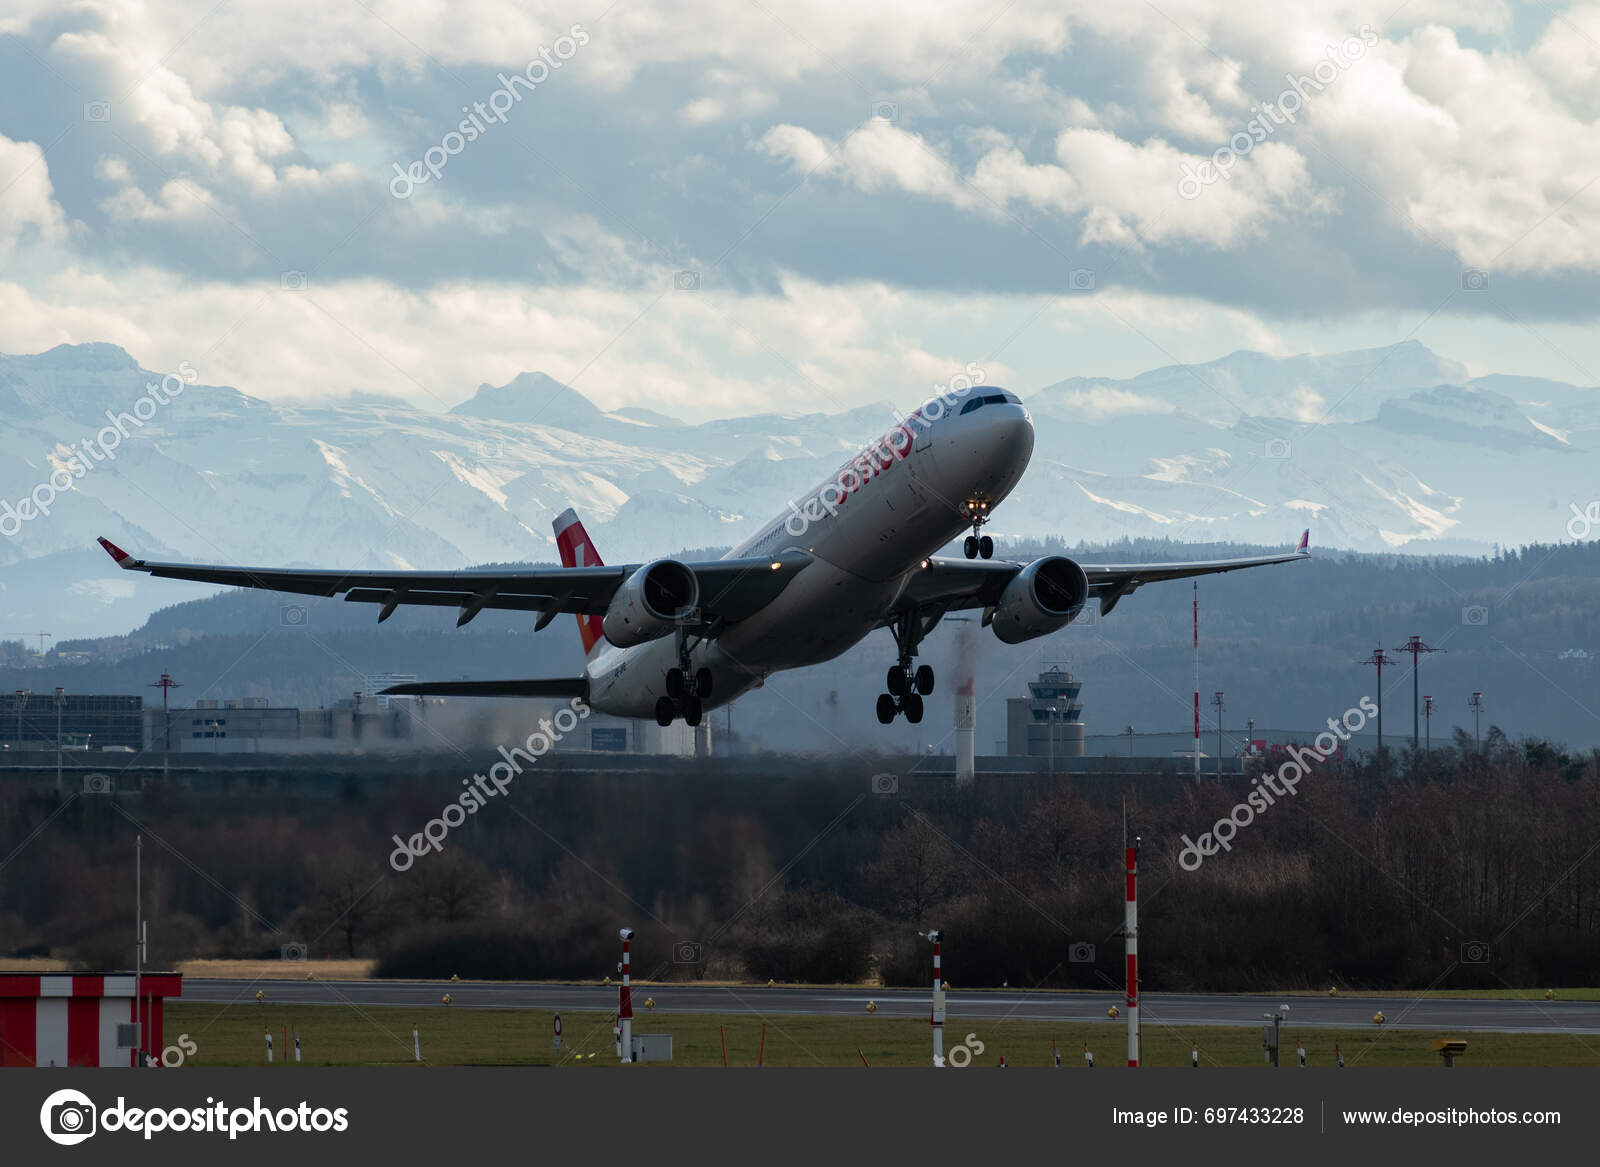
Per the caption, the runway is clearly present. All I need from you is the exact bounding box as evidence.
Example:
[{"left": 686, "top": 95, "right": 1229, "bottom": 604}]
[{"left": 181, "top": 980, "right": 1600, "bottom": 1035}]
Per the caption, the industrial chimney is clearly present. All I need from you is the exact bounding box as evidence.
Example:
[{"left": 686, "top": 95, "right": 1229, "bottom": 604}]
[{"left": 954, "top": 623, "right": 977, "bottom": 787}]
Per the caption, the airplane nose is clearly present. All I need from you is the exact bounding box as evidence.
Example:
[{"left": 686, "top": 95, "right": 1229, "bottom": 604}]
[
  {"left": 954, "top": 403, "right": 1032, "bottom": 492},
  {"left": 992, "top": 404, "right": 1034, "bottom": 461}
]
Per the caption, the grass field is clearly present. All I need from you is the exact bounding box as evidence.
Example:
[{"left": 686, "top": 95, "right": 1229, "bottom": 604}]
[{"left": 162, "top": 1002, "right": 1600, "bottom": 1068}]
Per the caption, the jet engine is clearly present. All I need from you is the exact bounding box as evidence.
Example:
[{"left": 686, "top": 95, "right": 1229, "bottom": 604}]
[
  {"left": 602, "top": 559, "right": 700, "bottom": 647},
  {"left": 989, "top": 556, "right": 1090, "bottom": 644}
]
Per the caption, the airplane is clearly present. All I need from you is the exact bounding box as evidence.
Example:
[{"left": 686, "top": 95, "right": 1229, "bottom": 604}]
[{"left": 95, "top": 388, "right": 1310, "bottom": 728}]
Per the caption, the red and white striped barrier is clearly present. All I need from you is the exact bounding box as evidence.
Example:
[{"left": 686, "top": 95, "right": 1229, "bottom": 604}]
[{"left": 0, "top": 973, "right": 181, "bottom": 1067}]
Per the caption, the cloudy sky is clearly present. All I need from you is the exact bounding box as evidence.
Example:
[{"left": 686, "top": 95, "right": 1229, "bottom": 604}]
[{"left": 1, "top": 0, "right": 1597, "bottom": 420}]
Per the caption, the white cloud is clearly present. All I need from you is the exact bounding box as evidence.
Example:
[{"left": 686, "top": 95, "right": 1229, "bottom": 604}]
[
  {"left": 0, "top": 134, "right": 68, "bottom": 255},
  {"left": 1056, "top": 387, "right": 1176, "bottom": 418},
  {"left": 51, "top": 22, "right": 361, "bottom": 199},
  {"left": 762, "top": 120, "right": 1326, "bottom": 249}
]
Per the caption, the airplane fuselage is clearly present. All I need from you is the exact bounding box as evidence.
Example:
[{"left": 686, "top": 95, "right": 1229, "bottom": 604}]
[{"left": 584, "top": 393, "right": 1034, "bottom": 718}]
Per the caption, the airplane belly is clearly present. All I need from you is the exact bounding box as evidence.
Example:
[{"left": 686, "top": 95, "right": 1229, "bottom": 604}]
[{"left": 717, "top": 558, "right": 900, "bottom": 668}]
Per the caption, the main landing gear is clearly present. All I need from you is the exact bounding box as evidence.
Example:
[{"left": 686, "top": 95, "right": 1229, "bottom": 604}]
[
  {"left": 876, "top": 608, "right": 940, "bottom": 724},
  {"left": 656, "top": 632, "right": 713, "bottom": 727},
  {"left": 961, "top": 497, "right": 994, "bottom": 559}
]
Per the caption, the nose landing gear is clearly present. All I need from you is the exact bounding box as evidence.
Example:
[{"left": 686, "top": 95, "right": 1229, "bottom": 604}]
[{"left": 961, "top": 498, "right": 994, "bottom": 559}]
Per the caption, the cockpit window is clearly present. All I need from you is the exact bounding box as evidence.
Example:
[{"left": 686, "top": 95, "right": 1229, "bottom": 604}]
[{"left": 959, "top": 391, "right": 1022, "bottom": 414}]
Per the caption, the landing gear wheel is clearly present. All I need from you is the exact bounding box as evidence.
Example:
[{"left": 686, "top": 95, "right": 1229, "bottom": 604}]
[
  {"left": 914, "top": 665, "right": 935, "bottom": 696},
  {"left": 979, "top": 535, "right": 994, "bottom": 559},
  {"left": 694, "top": 667, "right": 714, "bottom": 699},
  {"left": 886, "top": 666, "right": 907, "bottom": 696},
  {"left": 902, "top": 692, "right": 924, "bottom": 724},
  {"left": 963, "top": 535, "right": 979, "bottom": 559},
  {"left": 655, "top": 696, "right": 675, "bottom": 727},
  {"left": 876, "top": 694, "right": 897, "bottom": 724},
  {"left": 665, "top": 668, "right": 686, "bottom": 699},
  {"left": 682, "top": 696, "right": 703, "bottom": 727}
]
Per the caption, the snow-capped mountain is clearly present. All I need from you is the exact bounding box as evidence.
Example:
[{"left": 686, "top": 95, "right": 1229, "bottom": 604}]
[{"left": 1, "top": 340, "right": 1595, "bottom": 638}]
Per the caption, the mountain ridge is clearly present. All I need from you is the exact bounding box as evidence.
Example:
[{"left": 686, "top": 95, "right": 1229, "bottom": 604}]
[{"left": 1, "top": 340, "right": 1594, "bottom": 638}]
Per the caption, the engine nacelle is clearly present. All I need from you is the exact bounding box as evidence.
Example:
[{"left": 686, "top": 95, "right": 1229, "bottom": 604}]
[
  {"left": 990, "top": 556, "right": 1090, "bottom": 644},
  {"left": 602, "top": 559, "right": 700, "bottom": 647}
]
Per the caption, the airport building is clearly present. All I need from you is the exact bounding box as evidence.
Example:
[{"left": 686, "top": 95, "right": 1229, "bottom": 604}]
[
  {"left": 3, "top": 692, "right": 144, "bottom": 752},
  {"left": 1005, "top": 665, "right": 1086, "bottom": 758},
  {"left": 143, "top": 695, "right": 416, "bottom": 752}
]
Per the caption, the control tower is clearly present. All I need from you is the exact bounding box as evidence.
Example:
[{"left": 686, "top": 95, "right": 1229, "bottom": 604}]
[{"left": 1005, "top": 665, "right": 1086, "bottom": 758}]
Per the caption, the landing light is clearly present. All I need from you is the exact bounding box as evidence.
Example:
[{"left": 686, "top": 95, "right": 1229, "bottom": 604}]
[{"left": 769, "top": 561, "right": 781, "bottom": 571}]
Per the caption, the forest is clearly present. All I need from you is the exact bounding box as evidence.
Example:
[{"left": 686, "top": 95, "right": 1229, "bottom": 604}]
[{"left": 2, "top": 729, "right": 1597, "bottom": 991}]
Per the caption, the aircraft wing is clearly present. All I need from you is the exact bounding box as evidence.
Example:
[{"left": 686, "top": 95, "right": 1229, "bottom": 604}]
[
  {"left": 893, "top": 530, "right": 1311, "bottom": 619},
  {"left": 95, "top": 537, "right": 812, "bottom": 629}
]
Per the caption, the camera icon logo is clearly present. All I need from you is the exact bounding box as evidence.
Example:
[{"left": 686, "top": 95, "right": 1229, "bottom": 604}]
[
  {"left": 41, "top": 1088, "right": 98, "bottom": 1146},
  {"left": 871, "top": 101, "right": 899, "bottom": 121},
  {"left": 1461, "top": 604, "right": 1489, "bottom": 627},
  {"left": 1068, "top": 268, "right": 1096, "bottom": 292},
  {"left": 870, "top": 772, "right": 899, "bottom": 795},
  {"left": 281, "top": 941, "right": 308, "bottom": 961},
  {"left": 83, "top": 101, "right": 111, "bottom": 122},
  {"left": 673, "top": 270, "right": 700, "bottom": 291},
  {"left": 1461, "top": 939, "right": 1490, "bottom": 964},
  {"left": 280, "top": 603, "right": 308, "bottom": 628},
  {"left": 673, "top": 939, "right": 703, "bottom": 964},
  {"left": 1264, "top": 437, "right": 1292, "bottom": 460},
  {"left": 1461, "top": 268, "right": 1489, "bottom": 291},
  {"left": 1068, "top": 941, "right": 1096, "bottom": 963},
  {"left": 280, "top": 270, "right": 308, "bottom": 291}
]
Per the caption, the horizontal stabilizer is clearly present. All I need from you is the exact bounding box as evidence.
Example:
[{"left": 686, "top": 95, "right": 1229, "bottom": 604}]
[{"left": 381, "top": 678, "right": 589, "bottom": 699}]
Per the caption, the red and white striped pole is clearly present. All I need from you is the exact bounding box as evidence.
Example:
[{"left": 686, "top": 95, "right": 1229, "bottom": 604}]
[
  {"left": 1126, "top": 839, "right": 1140, "bottom": 1067},
  {"left": 923, "top": 929, "right": 946, "bottom": 1067},
  {"left": 1193, "top": 582, "right": 1201, "bottom": 785},
  {"left": 618, "top": 927, "right": 634, "bottom": 1062}
]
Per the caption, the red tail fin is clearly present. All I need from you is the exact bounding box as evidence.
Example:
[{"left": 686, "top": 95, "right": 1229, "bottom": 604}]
[{"left": 553, "top": 508, "right": 605, "bottom": 656}]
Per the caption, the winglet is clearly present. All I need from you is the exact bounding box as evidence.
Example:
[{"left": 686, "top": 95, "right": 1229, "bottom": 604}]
[
  {"left": 97, "top": 536, "right": 133, "bottom": 566},
  {"left": 1296, "top": 529, "right": 1311, "bottom": 555}
]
